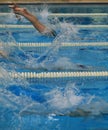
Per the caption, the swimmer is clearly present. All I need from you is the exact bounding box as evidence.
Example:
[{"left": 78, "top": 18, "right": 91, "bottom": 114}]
[
  {"left": 0, "top": 50, "right": 8, "bottom": 58},
  {"left": 9, "top": 3, "right": 56, "bottom": 37}
]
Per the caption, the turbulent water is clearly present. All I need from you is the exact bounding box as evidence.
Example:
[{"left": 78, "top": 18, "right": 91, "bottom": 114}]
[{"left": 0, "top": 5, "right": 108, "bottom": 130}]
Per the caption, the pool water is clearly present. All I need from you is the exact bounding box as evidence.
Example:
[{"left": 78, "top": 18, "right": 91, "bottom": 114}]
[{"left": 0, "top": 3, "right": 108, "bottom": 130}]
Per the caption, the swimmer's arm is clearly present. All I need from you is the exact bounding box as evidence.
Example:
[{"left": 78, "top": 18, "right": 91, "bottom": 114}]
[
  {"left": 21, "top": 11, "right": 56, "bottom": 36},
  {"left": 9, "top": 4, "right": 46, "bottom": 33},
  {"left": 21, "top": 10, "right": 46, "bottom": 33}
]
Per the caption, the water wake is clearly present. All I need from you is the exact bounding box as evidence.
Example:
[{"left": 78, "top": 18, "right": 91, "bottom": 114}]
[{"left": 1, "top": 82, "right": 108, "bottom": 117}]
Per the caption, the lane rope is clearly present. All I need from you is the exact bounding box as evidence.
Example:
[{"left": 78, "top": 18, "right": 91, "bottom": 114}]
[
  {"left": 49, "top": 13, "right": 108, "bottom": 17},
  {"left": 10, "top": 71, "right": 108, "bottom": 78},
  {"left": 1, "top": 42, "right": 108, "bottom": 47},
  {"left": 0, "top": 13, "right": 108, "bottom": 17},
  {"left": 0, "top": 24, "right": 108, "bottom": 28},
  {"left": 18, "top": 42, "right": 108, "bottom": 47}
]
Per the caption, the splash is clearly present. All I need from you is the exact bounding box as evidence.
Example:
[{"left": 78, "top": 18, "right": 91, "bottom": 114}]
[
  {"left": 1, "top": 75, "right": 108, "bottom": 130},
  {"left": 33, "top": 21, "right": 80, "bottom": 71},
  {"left": 0, "top": 32, "right": 29, "bottom": 87},
  {"left": 0, "top": 4, "right": 108, "bottom": 119},
  {"left": 39, "top": 5, "right": 51, "bottom": 24},
  {"left": 0, "top": 62, "right": 29, "bottom": 88},
  {"left": 44, "top": 83, "right": 84, "bottom": 113},
  {"left": 0, "top": 5, "right": 84, "bottom": 72},
  {"left": 0, "top": 13, "right": 18, "bottom": 24},
  {"left": 0, "top": 83, "right": 83, "bottom": 116},
  {"left": 4, "top": 82, "right": 107, "bottom": 117}
]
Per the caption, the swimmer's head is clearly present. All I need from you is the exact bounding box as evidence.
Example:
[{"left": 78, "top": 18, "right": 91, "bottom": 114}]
[
  {"left": 42, "top": 28, "right": 57, "bottom": 37},
  {"left": 50, "top": 29, "right": 57, "bottom": 37}
]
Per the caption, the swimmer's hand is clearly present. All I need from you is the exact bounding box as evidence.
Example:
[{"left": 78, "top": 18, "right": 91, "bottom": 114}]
[{"left": 9, "top": 3, "right": 27, "bottom": 16}]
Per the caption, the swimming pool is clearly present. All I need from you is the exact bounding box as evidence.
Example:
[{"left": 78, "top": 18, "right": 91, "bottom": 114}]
[{"left": 0, "top": 3, "right": 108, "bottom": 130}]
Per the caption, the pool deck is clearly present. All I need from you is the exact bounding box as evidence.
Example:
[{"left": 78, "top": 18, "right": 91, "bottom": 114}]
[{"left": 0, "top": 0, "right": 108, "bottom": 4}]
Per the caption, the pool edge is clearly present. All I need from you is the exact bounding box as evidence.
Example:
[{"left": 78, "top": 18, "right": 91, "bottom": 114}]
[{"left": 0, "top": 1, "right": 108, "bottom": 5}]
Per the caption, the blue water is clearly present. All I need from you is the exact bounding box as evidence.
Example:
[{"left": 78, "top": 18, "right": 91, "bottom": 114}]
[{"left": 0, "top": 4, "right": 108, "bottom": 130}]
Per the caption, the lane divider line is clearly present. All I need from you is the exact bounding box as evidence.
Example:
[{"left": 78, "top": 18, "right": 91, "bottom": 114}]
[
  {"left": 49, "top": 13, "right": 108, "bottom": 17},
  {"left": 0, "top": 13, "right": 108, "bottom": 17},
  {"left": 1, "top": 42, "right": 108, "bottom": 47},
  {"left": 0, "top": 24, "right": 33, "bottom": 28},
  {"left": 10, "top": 71, "right": 108, "bottom": 78},
  {"left": 0, "top": 24, "right": 108, "bottom": 28},
  {"left": 18, "top": 42, "right": 108, "bottom": 47}
]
